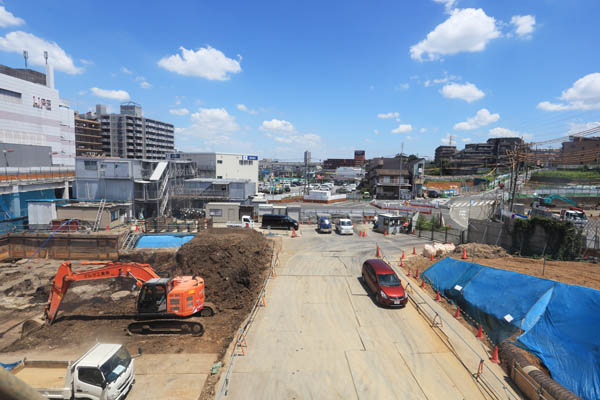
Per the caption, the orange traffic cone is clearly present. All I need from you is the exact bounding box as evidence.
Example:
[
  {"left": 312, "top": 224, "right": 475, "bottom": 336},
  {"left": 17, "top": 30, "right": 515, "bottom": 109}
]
[
  {"left": 407, "top": 269, "right": 411, "bottom": 278},
  {"left": 401, "top": 251, "right": 405, "bottom": 259},
  {"left": 435, "top": 291, "right": 441, "bottom": 302},
  {"left": 421, "top": 278, "right": 426, "bottom": 288},
  {"left": 430, "top": 253, "right": 434, "bottom": 261},
  {"left": 291, "top": 228, "right": 298, "bottom": 238},
  {"left": 400, "top": 258, "right": 405, "bottom": 267},
  {"left": 462, "top": 248, "right": 467, "bottom": 259},
  {"left": 416, "top": 269, "right": 419, "bottom": 278},
  {"left": 413, "top": 247, "right": 416, "bottom": 255},
  {"left": 376, "top": 245, "right": 381, "bottom": 258},
  {"left": 490, "top": 346, "right": 500, "bottom": 364},
  {"left": 454, "top": 306, "right": 461, "bottom": 319},
  {"left": 384, "top": 230, "right": 388, "bottom": 236},
  {"left": 476, "top": 325, "right": 483, "bottom": 339}
]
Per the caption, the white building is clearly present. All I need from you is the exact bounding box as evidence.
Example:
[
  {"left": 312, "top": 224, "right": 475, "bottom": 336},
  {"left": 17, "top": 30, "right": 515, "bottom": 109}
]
[
  {"left": 0, "top": 63, "right": 75, "bottom": 166},
  {"left": 335, "top": 167, "right": 364, "bottom": 180},
  {"left": 169, "top": 152, "right": 259, "bottom": 189}
]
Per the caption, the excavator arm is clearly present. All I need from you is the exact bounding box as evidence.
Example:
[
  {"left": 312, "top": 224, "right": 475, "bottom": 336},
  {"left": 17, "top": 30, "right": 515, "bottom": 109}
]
[{"left": 45, "top": 261, "right": 160, "bottom": 323}]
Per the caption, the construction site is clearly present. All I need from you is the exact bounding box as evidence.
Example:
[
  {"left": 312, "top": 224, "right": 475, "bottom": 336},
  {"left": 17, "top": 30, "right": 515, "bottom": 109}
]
[{"left": 0, "top": 214, "right": 598, "bottom": 400}]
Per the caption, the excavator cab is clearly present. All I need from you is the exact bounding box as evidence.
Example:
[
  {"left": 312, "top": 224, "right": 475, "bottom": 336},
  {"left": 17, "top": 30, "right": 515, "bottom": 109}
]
[{"left": 137, "top": 278, "right": 170, "bottom": 315}]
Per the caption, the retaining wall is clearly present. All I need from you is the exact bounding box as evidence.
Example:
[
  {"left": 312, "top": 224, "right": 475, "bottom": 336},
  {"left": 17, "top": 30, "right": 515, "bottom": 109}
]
[{"left": 3, "top": 233, "right": 121, "bottom": 260}]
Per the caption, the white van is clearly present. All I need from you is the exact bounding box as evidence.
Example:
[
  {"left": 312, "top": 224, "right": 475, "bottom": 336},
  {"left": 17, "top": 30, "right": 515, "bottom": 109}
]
[{"left": 336, "top": 219, "right": 354, "bottom": 235}]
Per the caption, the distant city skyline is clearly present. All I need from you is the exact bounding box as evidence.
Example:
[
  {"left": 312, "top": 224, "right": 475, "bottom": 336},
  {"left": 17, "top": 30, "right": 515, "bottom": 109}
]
[{"left": 1, "top": 0, "right": 599, "bottom": 160}]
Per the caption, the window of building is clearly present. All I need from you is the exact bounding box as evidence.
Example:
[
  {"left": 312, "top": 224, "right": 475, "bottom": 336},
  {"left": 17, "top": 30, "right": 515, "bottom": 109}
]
[
  {"left": 84, "top": 160, "right": 98, "bottom": 170},
  {"left": 217, "top": 160, "right": 223, "bottom": 164},
  {"left": 239, "top": 160, "right": 254, "bottom": 166},
  {"left": 0, "top": 88, "right": 22, "bottom": 104},
  {"left": 111, "top": 210, "right": 119, "bottom": 221},
  {"left": 209, "top": 209, "right": 222, "bottom": 217},
  {"left": 217, "top": 175, "right": 223, "bottom": 179}
]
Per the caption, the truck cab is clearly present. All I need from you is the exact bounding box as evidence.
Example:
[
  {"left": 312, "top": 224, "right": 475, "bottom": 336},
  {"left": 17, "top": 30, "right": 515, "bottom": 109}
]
[{"left": 12, "top": 343, "right": 135, "bottom": 400}]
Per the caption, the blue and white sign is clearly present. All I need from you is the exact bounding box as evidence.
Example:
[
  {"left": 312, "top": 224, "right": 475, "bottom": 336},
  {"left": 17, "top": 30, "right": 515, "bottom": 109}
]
[{"left": 247, "top": 155, "right": 258, "bottom": 160}]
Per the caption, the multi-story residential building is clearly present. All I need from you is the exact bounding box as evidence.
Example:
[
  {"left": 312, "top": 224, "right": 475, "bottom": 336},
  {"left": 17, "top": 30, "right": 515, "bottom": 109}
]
[
  {"left": 81, "top": 103, "right": 174, "bottom": 160},
  {"left": 74, "top": 113, "right": 102, "bottom": 156},
  {"left": 559, "top": 136, "right": 600, "bottom": 166},
  {"left": 435, "top": 138, "right": 524, "bottom": 174},
  {"left": 354, "top": 150, "right": 366, "bottom": 166},
  {"left": 366, "top": 157, "right": 412, "bottom": 199},
  {"left": 169, "top": 152, "right": 259, "bottom": 186},
  {"left": 434, "top": 146, "right": 457, "bottom": 165},
  {"left": 0, "top": 63, "right": 75, "bottom": 165}
]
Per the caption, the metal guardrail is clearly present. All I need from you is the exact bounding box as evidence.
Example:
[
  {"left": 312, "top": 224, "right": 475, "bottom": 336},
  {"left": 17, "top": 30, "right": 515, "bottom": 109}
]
[{"left": 0, "top": 167, "right": 74, "bottom": 184}]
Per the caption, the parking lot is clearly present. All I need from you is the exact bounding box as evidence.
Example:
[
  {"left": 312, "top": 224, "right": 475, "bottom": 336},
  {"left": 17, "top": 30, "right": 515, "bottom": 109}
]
[{"left": 223, "top": 227, "right": 513, "bottom": 399}]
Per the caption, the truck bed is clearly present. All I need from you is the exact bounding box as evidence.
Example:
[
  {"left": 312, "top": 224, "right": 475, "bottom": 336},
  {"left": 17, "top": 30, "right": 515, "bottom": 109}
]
[{"left": 13, "top": 361, "right": 69, "bottom": 389}]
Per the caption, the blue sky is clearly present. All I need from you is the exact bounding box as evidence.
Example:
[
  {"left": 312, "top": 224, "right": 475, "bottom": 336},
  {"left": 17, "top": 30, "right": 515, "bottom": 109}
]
[{"left": 1, "top": 0, "right": 599, "bottom": 161}]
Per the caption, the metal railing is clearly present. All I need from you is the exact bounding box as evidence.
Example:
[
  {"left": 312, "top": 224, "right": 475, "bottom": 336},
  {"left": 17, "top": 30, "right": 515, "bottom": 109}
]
[{"left": 0, "top": 167, "right": 75, "bottom": 184}]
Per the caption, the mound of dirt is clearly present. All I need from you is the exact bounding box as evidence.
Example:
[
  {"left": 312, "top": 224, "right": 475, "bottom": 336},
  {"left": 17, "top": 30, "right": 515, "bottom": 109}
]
[
  {"left": 455, "top": 243, "right": 508, "bottom": 258},
  {"left": 172, "top": 228, "right": 272, "bottom": 311}
]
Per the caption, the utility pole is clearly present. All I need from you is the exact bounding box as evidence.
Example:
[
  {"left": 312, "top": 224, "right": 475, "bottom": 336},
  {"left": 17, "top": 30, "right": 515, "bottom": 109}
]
[{"left": 398, "top": 142, "right": 404, "bottom": 201}]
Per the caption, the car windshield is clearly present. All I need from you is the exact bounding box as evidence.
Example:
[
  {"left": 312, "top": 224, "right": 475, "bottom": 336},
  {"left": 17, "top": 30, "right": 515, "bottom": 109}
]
[
  {"left": 340, "top": 220, "right": 352, "bottom": 226},
  {"left": 320, "top": 219, "right": 330, "bottom": 224},
  {"left": 100, "top": 346, "right": 131, "bottom": 383},
  {"left": 378, "top": 273, "right": 401, "bottom": 287}
]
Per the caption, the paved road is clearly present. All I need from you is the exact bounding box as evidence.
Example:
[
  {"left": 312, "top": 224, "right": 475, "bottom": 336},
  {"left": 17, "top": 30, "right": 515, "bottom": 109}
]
[{"left": 224, "top": 229, "right": 507, "bottom": 399}]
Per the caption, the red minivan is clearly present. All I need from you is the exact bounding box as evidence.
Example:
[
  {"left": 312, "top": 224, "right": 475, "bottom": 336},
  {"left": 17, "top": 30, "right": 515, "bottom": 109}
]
[{"left": 361, "top": 259, "right": 408, "bottom": 307}]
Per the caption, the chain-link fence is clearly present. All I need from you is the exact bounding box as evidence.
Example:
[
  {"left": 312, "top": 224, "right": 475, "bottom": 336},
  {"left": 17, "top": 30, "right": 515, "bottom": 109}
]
[{"left": 583, "top": 219, "right": 600, "bottom": 251}]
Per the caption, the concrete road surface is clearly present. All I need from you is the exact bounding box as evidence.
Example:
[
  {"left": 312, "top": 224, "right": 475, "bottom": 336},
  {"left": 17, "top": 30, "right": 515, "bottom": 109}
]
[{"left": 224, "top": 228, "right": 514, "bottom": 399}]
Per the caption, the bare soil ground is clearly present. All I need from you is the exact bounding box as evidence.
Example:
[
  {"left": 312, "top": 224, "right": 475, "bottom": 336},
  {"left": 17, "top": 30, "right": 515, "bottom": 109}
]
[{"left": 0, "top": 228, "right": 273, "bottom": 398}]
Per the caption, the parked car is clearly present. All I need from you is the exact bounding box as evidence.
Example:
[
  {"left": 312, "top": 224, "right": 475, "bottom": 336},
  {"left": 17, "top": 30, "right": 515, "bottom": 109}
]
[
  {"left": 318, "top": 216, "right": 332, "bottom": 233},
  {"left": 335, "top": 218, "right": 354, "bottom": 235},
  {"left": 261, "top": 214, "right": 299, "bottom": 230},
  {"left": 361, "top": 259, "right": 408, "bottom": 307}
]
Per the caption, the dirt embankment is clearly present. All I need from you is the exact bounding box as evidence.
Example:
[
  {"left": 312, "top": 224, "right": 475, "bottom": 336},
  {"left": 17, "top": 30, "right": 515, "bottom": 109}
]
[{"left": 2, "top": 228, "right": 273, "bottom": 362}]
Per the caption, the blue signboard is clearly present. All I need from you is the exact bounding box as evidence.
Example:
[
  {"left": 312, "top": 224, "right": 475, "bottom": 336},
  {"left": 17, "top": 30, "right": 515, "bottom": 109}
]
[{"left": 247, "top": 155, "right": 258, "bottom": 160}]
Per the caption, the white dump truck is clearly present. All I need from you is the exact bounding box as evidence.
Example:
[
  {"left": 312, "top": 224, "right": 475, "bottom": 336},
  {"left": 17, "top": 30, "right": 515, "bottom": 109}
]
[{"left": 11, "top": 343, "right": 136, "bottom": 400}]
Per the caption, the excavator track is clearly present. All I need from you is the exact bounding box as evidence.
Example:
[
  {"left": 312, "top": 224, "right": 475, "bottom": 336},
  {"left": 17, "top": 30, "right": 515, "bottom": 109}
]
[{"left": 127, "top": 318, "right": 204, "bottom": 336}]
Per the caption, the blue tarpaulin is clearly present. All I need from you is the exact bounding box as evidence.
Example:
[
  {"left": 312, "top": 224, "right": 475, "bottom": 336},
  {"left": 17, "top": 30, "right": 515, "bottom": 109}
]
[
  {"left": 135, "top": 234, "right": 195, "bottom": 249},
  {"left": 1, "top": 360, "right": 21, "bottom": 370},
  {"left": 423, "top": 258, "right": 600, "bottom": 400}
]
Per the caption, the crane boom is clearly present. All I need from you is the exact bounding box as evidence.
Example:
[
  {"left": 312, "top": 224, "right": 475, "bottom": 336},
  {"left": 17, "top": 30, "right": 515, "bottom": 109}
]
[{"left": 45, "top": 261, "right": 160, "bottom": 323}]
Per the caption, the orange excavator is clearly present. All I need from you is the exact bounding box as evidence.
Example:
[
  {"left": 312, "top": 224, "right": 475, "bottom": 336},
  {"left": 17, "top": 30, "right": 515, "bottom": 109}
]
[{"left": 44, "top": 261, "right": 214, "bottom": 336}]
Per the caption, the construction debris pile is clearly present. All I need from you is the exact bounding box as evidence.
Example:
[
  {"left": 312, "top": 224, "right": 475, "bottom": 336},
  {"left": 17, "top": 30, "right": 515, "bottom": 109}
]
[
  {"left": 455, "top": 243, "right": 508, "bottom": 258},
  {"left": 173, "top": 228, "right": 272, "bottom": 311}
]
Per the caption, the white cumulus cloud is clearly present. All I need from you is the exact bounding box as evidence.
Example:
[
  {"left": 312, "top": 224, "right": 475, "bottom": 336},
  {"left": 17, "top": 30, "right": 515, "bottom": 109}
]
[
  {"left": 120, "top": 66, "right": 132, "bottom": 74},
  {"left": 441, "top": 82, "right": 485, "bottom": 102},
  {"left": 377, "top": 112, "right": 399, "bottom": 119},
  {"left": 0, "top": 31, "right": 83, "bottom": 74},
  {"left": 420, "top": 128, "right": 427, "bottom": 133},
  {"left": 158, "top": 46, "right": 241, "bottom": 81},
  {"left": 462, "top": 137, "right": 472, "bottom": 142},
  {"left": 538, "top": 73, "right": 600, "bottom": 111},
  {"left": 90, "top": 87, "right": 130, "bottom": 101},
  {"left": 489, "top": 127, "right": 532, "bottom": 140},
  {"left": 177, "top": 108, "right": 242, "bottom": 148},
  {"left": 0, "top": 6, "right": 24, "bottom": 27},
  {"left": 454, "top": 108, "right": 499, "bottom": 130},
  {"left": 169, "top": 108, "right": 189, "bottom": 116},
  {"left": 440, "top": 133, "right": 454, "bottom": 145},
  {"left": 237, "top": 104, "right": 258, "bottom": 115},
  {"left": 410, "top": 8, "right": 500, "bottom": 62},
  {"left": 260, "top": 119, "right": 296, "bottom": 133},
  {"left": 392, "top": 124, "right": 413, "bottom": 134},
  {"left": 511, "top": 15, "right": 536, "bottom": 38}
]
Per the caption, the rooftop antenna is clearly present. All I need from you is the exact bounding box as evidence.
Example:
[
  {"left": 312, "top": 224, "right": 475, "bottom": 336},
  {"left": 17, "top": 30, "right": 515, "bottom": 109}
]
[
  {"left": 23, "top": 50, "right": 28, "bottom": 68},
  {"left": 44, "top": 51, "right": 48, "bottom": 65}
]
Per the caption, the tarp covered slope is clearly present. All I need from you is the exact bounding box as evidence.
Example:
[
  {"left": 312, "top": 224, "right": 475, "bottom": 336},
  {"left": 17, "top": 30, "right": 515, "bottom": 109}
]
[{"left": 423, "top": 258, "right": 600, "bottom": 400}]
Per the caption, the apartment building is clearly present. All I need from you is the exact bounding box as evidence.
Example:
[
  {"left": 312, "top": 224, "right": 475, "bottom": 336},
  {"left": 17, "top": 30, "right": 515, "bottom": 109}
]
[
  {"left": 80, "top": 103, "right": 174, "bottom": 160},
  {"left": 74, "top": 113, "right": 102, "bottom": 156}
]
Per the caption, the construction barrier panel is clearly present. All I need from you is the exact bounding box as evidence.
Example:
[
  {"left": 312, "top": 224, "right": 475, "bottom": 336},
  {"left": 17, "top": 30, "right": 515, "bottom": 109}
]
[{"left": 423, "top": 258, "right": 600, "bottom": 400}]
